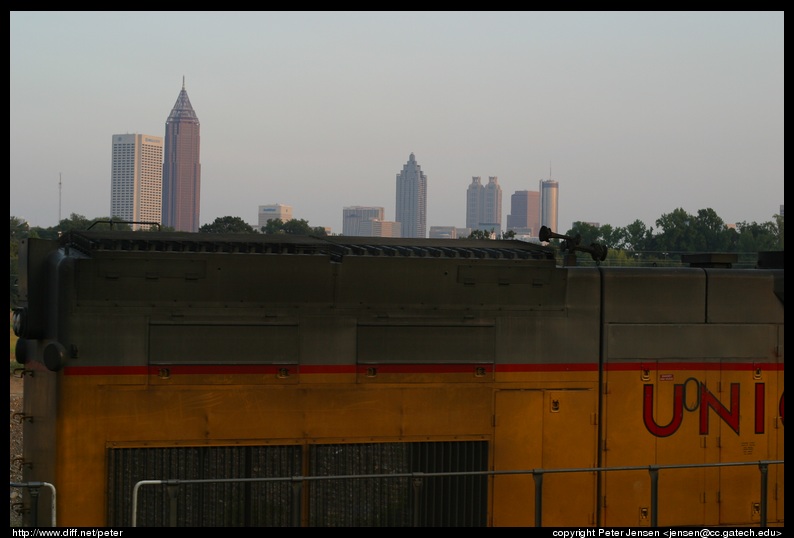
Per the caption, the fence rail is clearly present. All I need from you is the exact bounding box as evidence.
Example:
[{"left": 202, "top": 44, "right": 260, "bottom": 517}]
[
  {"left": 10, "top": 460, "right": 784, "bottom": 527},
  {"left": 9, "top": 481, "right": 56, "bottom": 527},
  {"left": 123, "top": 459, "right": 782, "bottom": 527}
]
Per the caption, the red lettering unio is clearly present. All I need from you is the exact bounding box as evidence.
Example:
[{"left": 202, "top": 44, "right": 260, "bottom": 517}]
[{"left": 643, "top": 384, "right": 684, "bottom": 437}]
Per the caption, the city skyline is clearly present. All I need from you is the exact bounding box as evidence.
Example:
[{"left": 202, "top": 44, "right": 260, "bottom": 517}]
[{"left": 10, "top": 12, "right": 784, "bottom": 234}]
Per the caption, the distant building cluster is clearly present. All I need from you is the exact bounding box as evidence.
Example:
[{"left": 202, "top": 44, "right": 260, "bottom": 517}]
[
  {"left": 340, "top": 156, "right": 559, "bottom": 239},
  {"left": 110, "top": 82, "right": 563, "bottom": 238}
]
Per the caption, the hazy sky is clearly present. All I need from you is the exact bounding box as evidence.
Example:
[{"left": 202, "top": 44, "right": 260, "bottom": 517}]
[{"left": 10, "top": 11, "right": 784, "bottom": 234}]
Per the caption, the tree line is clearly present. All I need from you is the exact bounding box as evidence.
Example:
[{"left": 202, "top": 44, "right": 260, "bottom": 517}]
[
  {"left": 470, "top": 207, "right": 783, "bottom": 267},
  {"left": 565, "top": 208, "right": 783, "bottom": 255}
]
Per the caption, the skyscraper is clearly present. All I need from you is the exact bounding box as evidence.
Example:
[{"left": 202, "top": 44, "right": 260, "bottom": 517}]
[
  {"left": 507, "top": 190, "right": 529, "bottom": 232},
  {"left": 466, "top": 177, "right": 483, "bottom": 230},
  {"left": 110, "top": 133, "right": 163, "bottom": 231},
  {"left": 162, "top": 79, "right": 201, "bottom": 232},
  {"left": 539, "top": 179, "right": 559, "bottom": 233},
  {"left": 466, "top": 175, "right": 502, "bottom": 235},
  {"left": 395, "top": 153, "right": 427, "bottom": 238},
  {"left": 507, "top": 190, "right": 540, "bottom": 236},
  {"left": 527, "top": 190, "right": 541, "bottom": 236},
  {"left": 482, "top": 176, "right": 503, "bottom": 235}
]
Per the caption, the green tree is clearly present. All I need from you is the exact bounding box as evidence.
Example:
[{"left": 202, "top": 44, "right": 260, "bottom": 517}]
[
  {"left": 10, "top": 216, "right": 29, "bottom": 244},
  {"left": 283, "top": 218, "right": 318, "bottom": 235},
  {"left": 654, "top": 208, "right": 696, "bottom": 252},
  {"left": 652, "top": 207, "right": 735, "bottom": 253},
  {"left": 261, "top": 218, "right": 327, "bottom": 236},
  {"left": 565, "top": 222, "right": 601, "bottom": 249},
  {"left": 734, "top": 219, "right": 781, "bottom": 253},
  {"left": 56, "top": 213, "right": 94, "bottom": 233},
  {"left": 691, "top": 208, "right": 731, "bottom": 252},
  {"left": 598, "top": 224, "right": 626, "bottom": 251},
  {"left": 467, "top": 229, "right": 493, "bottom": 239},
  {"left": 622, "top": 219, "right": 654, "bottom": 251},
  {"left": 28, "top": 226, "right": 58, "bottom": 240},
  {"left": 261, "top": 218, "right": 285, "bottom": 234},
  {"left": 199, "top": 216, "right": 256, "bottom": 234},
  {"left": 774, "top": 213, "right": 784, "bottom": 248},
  {"left": 605, "top": 248, "right": 633, "bottom": 266}
]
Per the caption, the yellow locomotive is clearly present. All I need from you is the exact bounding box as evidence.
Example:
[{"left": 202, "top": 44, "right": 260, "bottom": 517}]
[{"left": 12, "top": 230, "right": 784, "bottom": 527}]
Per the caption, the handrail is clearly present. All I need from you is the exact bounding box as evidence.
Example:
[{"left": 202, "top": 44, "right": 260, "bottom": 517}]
[
  {"left": 130, "top": 459, "right": 783, "bottom": 527},
  {"left": 9, "top": 481, "right": 56, "bottom": 527}
]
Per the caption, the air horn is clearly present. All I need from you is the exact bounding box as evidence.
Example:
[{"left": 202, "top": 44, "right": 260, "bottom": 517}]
[{"left": 538, "top": 226, "right": 608, "bottom": 262}]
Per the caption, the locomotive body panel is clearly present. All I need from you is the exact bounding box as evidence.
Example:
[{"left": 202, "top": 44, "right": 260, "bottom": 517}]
[{"left": 13, "top": 232, "right": 783, "bottom": 527}]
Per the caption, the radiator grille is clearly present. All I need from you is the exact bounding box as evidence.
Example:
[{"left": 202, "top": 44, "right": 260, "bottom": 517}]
[{"left": 108, "top": 441, "right": 487, "bottom": 527}]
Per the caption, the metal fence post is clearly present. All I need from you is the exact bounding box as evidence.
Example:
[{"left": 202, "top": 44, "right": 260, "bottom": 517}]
[
  {"left": 533, "top": 470, "right": 543, "bottom": 527},
  {"left": 166, "top": 483, "right": 179, "bottom": 527},
  {"left": 649, "top": 466, "right": 659, "bottom": 528},
  {"left": 28, "top": 485, "right": 39, "bottom": 527},
  {"left": 412, "top": 475, "right": 424, "bottom": 527},
  {"left": 291, "top": 478, "right": 302, "bottom": 527},
  {"left": 759, "top": 462, "right": 768, "bottom": 527}
]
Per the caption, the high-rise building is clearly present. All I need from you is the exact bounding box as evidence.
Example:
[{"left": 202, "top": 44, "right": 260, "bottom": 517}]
[
  {"left": 110, "top": 133, "right": 163, "bottom": 231},
  {"left": 466, "top": 177, "right": 483, "bottom": 230},
  {"left": 342, "top": 206, "right": 385, "bottom": 236},
  {"left": 539, "top": 179, "right": 559, "bottom": 233},
  {"left": 482, "top": 176, "right": 503, "bottom": 235},
  {"left": 466, "top": 176, "right": 502, "bottom": 235},
  {"left": 507, "top": 190, "right": 540, "bottom": 236},
  {"left": 162, "top": 79, "right": 201, "bottom": 232},
  {"left": 258, "top": 204, "right": 293, "bottom": 229},
  {"left": 527, "top": 191, "right": 541, "bottom": 236},
  {"left": 395, "top": 153, "right": 427, "bottom": 238},
  {"left": 506, "top": 190, "right": 528, "bottom": 231}
]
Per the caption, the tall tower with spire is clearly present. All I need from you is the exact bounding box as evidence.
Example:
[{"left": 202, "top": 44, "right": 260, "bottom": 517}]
[
  {"left": 162, "top": 77, "right": 201, "bottom": 232},
  {"left": 395, "top": 153, "right": 427, "bottom": 238}
]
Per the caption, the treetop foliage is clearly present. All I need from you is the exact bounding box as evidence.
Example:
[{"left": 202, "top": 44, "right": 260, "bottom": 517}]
[{"left": 562, "top": 207, "right": 783, "bottom": 254}]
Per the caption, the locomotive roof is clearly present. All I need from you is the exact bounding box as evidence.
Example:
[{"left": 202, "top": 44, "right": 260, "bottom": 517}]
[{"left": 59, "top": 230, "right": 557, "bottom": 262}]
